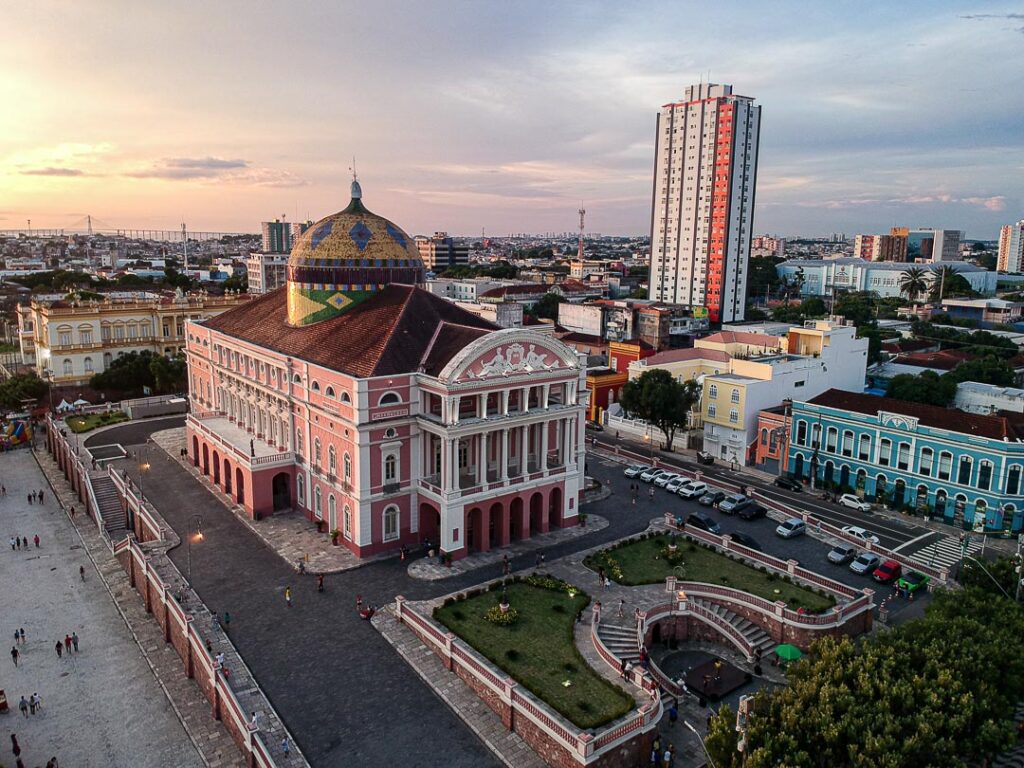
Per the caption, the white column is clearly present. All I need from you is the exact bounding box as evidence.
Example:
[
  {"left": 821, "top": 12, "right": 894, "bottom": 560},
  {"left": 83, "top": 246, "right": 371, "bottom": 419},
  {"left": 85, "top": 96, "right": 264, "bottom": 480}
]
[
  {"left": 562, "top": 418, "right": 572, "bottom": 467},
  {"left": 501, "top": 390, "right": 509, "bottom": 416},
  {"left": 476, "top": 434, "right": 485, "bottom": 485},
  {"left": 452, "top": 396, "right": 461, "bottom": 424},
  {"left": 520, "top": 425, "right": 528, "bottom": 475},
  {"left": 451, "top": 438, "right": 460, "bottom": 489},
  {"left": 501, "top": 428, "right": 509, "bottom": 480},
  {"left": 541, "top": 419, "right": 549, "bottom": 471},
  {"left": 522, "top": 387, "right": 530, "bottom": 413},
  {"left": 542, "top": 383, "right": 550, "bottom": 409}
]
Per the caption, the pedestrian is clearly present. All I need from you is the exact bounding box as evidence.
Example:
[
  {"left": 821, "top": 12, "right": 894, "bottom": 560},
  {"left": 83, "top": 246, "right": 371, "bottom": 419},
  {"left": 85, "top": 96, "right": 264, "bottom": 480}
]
[
  {"left": 27, "top": 493, "right": 32, "bottom": 505},
  {"left": 649, "top": 486, "right": 655, "bottom": 502},
  {"left": 662, "top": 746, "right": 672, "bottom": 768},
  {"left": 356, "top": 594, "right": 363, "bottom": 611},
  {"left": 13, "top": 629, "right": 18, "bottom": 646},
  {"left": 281, "top": 737, "right": 290, "bottom": 757},
  {"left": 535, "top": 553, "right": 542, "bottom": 569},
  {"left": 70, "top": 506, "right": 75, "bottom": 518},
  {"left": 63, "top": 635, "right": 71, "bottom": 653},
  {"left": 71, "top": 632, "right": 78, "bottom": 652},
  {"left": 223, "top": 611, "right": 230, "bottom": 628},
  {"left": 668, "top": 699, "right": 678, "bottom": 724},
  {"left": 9, "top": 536, "right": 15, "bottom": 550},
  {"left": 617, "top": 598, "right": 625, "bottom": 618},
  {"left": 32, "top": 693, "right": 41, "bottom": 713},
  {"left": 19, "top": 696, "right": 28, "bottom": 717},
  {"left": 15, "top": 537, "right": 20, "bottom": 550},
  {"left": 20, "top": 536, "right": 26, "bottom": 549},
  {"left": 250, "top": 711, "right": 259, "bottom": 730},
  {"left": 33, "top": 535, "right": 39, "bottom": 548},
  {"left": 38, "top": 490, "right": 44, "bottom": 504},
  {"left": 79, "top": 565, "right": 85, "bottom": 581},
  {"left": 540, "top": 552, "right": 545, "bottom": 568},
  {"left": 11, "top": 646, "right": 18, "bottom": 665},
  {"left": 28, "top": 695, "right": 35, "bottom": 715},
  {"left": 12, "top": 733, "right": 21, "bottom": 758},
  {"left": 55, "top": 641, "right": 63, "bottom": 659},
  {"left": 18, "top": 628, "right": 24, "bottom": 644},
  {"left": 215, "top": 652, "right": 225, "bottom": 666},
  {"left": 502, "top": 553, "right": 510, "bottom": 576},
  {"left": 1, "top": 484, "right": 5, "bottom": 496},
  {"left": 317, "top": 574, "right": 324, "bottom": 593},
  {"left": 285, "top": 586, "right": 292, "bottom": 607}
]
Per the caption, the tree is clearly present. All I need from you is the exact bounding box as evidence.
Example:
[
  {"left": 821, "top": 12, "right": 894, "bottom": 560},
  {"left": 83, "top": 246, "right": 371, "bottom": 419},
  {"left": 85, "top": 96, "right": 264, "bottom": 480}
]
[
  {"left": 930, "top": 267, "right": 977, "bottom": 301},
  {"left": 530, "top": 292, "right": 564, "bottom": 320},
  {"left": 0, "top": 374, "right": 46, "bottom": 409},
  {"left": 898, "top": 266, "right": 929, "bottom": 302},
  {"left": 745, "top": 256, "right": 783, "bottom": 302},
  {"left": 222, "top": 274, "right": 248, "bottom": 292},
  {"left": 946, "top": 356, "right": 1016, "bottom": 386},
  {"left": 619, "top": 369, "right": 700, "bottom": 451},
  {"left": 960, "top": 555, "right": 1020, "bottom": 598},
  {"left": 885, "top": 370, "right": 957, "bottom": 407},
  {"left": 89, "top": 350, "right": 185, "bottom": 395},
  {"left": 832, "top": 291, "right": 877, "bottom": 326}
]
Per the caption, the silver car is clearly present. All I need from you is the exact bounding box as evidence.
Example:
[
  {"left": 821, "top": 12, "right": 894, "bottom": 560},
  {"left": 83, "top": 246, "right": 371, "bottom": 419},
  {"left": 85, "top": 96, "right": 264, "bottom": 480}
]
[
  {"left": 640, "top": 467, "right": 667, "bottom": 483},
  {"left": 664, "top": 476, "right": 689, "bottom": 493},
  {"left": 654, "top": 472, "right": 680, "bottom": 488},
  {"left": 849, "top": 552, "right": 881, "bottom": 575}
]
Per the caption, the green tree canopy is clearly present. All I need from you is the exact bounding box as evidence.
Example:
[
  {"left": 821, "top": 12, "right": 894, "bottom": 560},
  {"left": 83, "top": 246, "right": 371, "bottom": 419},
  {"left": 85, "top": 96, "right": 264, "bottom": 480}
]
[
  {"left": 885, "top": 370, "right": 958, "bottom": 406},
  {"left": 745, "top": 256, "right": 784, "bottom": 301},
  {"left": 530, "top": 292, "right": 565, "bottom": 320},
  {"left": 898, "top": 266, "right": 929, "bottom": 301},
  {"left": 619, "top": 369, "right": 700, "bottom": 451},
  {"left": 945, "top": 356, "right": 1017, "bottom": 386},
  {"left": 0, "top": 374, "right": 46, "bottom": 409},
  {"left": 89, "top": 351, "right": 186, "bottom": 396}
]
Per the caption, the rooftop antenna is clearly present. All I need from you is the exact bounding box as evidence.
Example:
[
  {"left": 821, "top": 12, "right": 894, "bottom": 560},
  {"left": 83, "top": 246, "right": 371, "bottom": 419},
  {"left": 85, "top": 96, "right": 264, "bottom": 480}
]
[
  {"left": 577, "top": 203, "right": 586, "bottom": 261},
  {"left": 181, "top": 221, "right": 189, "bottom": 271},
  {"left": 348, "top": 157, "right": 361, "bottom": 199}
]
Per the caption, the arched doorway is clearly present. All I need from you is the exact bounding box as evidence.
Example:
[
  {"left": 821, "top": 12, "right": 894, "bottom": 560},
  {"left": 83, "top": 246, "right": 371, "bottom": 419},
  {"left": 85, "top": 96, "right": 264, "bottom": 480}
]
[
  {"left": 793, "top": 453, "right": 804, "bottom": 479},
  {"left": 954, "top": 494, "right": 967, "bottom": 527},
  {"left": 235, "top": 468, "right": 245, "bottom": 505},
  {"left": 915, "top": 484, "right": 928, "bottom": 511},
  {"left": 1002, "top": 504, "right": 1017, "bottom": 533},
  {"left": 419, "top": 503, "right": 440, "bottom": 547},
  {"left": 212, "top": 450, "right": 221, "bottom": 485},
  {"left": 202, "top": 444, "right": 209, "bottom": 476},
  {"left": 272, "top": 472, "right": 290, "bottom": 511},
  {"left": 935, "top": 490, "right": 947, "bottom": 517},
  {"left": 192, "top": 436, "right": 200, "bottom": 467},
  {"left": 823, "top": 461, "right": 834, "bottom": 486},
  {"left": 466, "top": 507, "right": 483, "bottom": 552},
  {"left": 224, "top": 459, "right": 232, "bottom": 493},
  {"left": 974, "top": 499, "right": 988, "bottom": 530},
  {"left": 509, "top": 497, "right": 524, "bottom": 541},
  {"left": 548, "top": 487, "right": 562, "bottom": 528},
  {"left": 489, "top": 502, "right": 505, "bottom": 548},
  {"left": 874, "top": 474, "right": 887, "bottom": 503},
  {"left": 529, "top": 492, "right": 544, "bottom": 535},
  {"left": 893, "top": 479, "right": 906, "bottom": 509},
  {"left": 856, "top": 469, "right": 866, "bottom": 494},
  {"left": 839, "top": 465, "right": 850, "bottom": 489}
]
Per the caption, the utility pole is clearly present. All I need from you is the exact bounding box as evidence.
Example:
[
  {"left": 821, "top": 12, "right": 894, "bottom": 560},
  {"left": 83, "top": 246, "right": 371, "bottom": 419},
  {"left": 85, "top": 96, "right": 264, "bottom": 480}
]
[
  {"left": 87, "top": 215, "right": 93, "bottom": 235},
  {"left": 181, "top": 222, "right": 189, "bottom": 271},
  {"left": 577, "top": 204, "right": 586, "bottom": 261}
]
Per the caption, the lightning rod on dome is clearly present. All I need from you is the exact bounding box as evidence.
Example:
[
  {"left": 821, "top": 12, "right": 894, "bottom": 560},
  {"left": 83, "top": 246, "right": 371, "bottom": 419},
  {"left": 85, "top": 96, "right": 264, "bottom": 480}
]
[{"left": 349, "top": 157, "right": 361, "bottom": 199}]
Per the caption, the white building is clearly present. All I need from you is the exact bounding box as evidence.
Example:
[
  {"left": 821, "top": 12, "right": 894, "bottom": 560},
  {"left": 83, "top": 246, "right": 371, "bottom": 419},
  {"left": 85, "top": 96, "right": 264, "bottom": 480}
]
[
  {"left": 649, "top": 83, "right": 760, "bottom": 323},
  {"left": 424, "top": 277, "right": 511, "bottom": 303},
  {"left": 998, "top": 221, "right": 1024, "bottom": 273},
  {"left": 777, "top": 258, "right": 998, "bottom": 298},
  {"left": 954, "top": 381, "right": 1024, "bottom": 415},
  {"left": 246, "top": 252, "right": 289, "bottom": 295}
]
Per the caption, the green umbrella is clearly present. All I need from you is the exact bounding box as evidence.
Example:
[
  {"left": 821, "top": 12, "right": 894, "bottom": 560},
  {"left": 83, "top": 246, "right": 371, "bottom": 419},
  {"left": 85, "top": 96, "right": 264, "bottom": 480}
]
[{"left": 775, "top": 644, "right": 803, "bottom": 661}]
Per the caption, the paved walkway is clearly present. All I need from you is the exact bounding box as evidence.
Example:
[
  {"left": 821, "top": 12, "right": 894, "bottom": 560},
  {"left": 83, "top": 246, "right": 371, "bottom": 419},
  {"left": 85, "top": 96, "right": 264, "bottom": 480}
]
[{"left": 2, "top": 448, "right": 207, "bottom": 768}]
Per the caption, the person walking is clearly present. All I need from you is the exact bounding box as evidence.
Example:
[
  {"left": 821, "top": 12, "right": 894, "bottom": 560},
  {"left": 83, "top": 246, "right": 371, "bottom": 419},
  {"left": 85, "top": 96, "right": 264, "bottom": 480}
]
[
  {"left": 38, "top": 490, "right": 44, "bottom": 504},
  {"left": 71, "top": 632, "right": 78, "bottom": 652},
  {"left": 11, "top": 733, "right": 21, "bottom": 759},
  {"left": 9, "top": 537, "right": 15, "bottom": 550},
  {"left": 281, "top": 738, "right": 290, "bottom": 757},
  {"left": 11, "top": 646, "right": 19, "bottom": 666},
  {"left": 54, "top": 640, "right": 63, "bottom": 659},
  {"left": 15, "top": 537, "right": 20, "bottom": 550},
  {"left": 19, "top": 628, "right": 25, "bottom": 644},
  {"left": 249, "top": 711, "right": 259, "bottom": 730},
  {"left": 31, "top": 693, "right": 41, "bottom": 713},
  {"left": 27, "top": 493, "right": 32, "bottom": 505},
  {"left": 18, "top": 696, "right": 28, "bottom": 717},
  {"left": 21, "top": 537, "right": 27, "bottom": 549},
  {"left": 617, "top": 598, "right": 625, "bottom": 618},
  {"left": 63, "top": 635, "right": 71, "bottom": 654},
  {"left": 316, "top": 574, "right": 324, "bottom": 593},
  {"left": 284, "top": 587, "right": 292, "bottom": 608},
  {"left": 28, "top": 695, "right": 35, "bottom": 716},
  {"left": 79, "top": 565, "right": 85, "bottom": 581},
  {"left": 33, "top": 535, "right": 39, "bottom": 548}
]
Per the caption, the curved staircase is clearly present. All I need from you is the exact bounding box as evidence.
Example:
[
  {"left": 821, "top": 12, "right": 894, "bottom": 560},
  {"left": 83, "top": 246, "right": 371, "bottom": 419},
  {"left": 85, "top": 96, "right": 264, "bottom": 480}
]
[
  {"left": 596, "top": 622, "right": 641, "bottom": 665},
  {"left": 691, "top": 598, "right": 776, "bottom": 656}
]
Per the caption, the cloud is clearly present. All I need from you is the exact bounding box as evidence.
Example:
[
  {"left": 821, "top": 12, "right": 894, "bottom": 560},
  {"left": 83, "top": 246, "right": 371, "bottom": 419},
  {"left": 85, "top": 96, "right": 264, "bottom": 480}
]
[
  {"left": 126, "top": 157, "right": 307, "bottom": 187},
  {"left": 795, "top": 194, "right": 1007, "bottom": 211},
  {"left": 20, "top": 167, "right": 87, "bottom": 177},
  {"left": 959, "top": 13, "right": 1024, "bottom": 20}
]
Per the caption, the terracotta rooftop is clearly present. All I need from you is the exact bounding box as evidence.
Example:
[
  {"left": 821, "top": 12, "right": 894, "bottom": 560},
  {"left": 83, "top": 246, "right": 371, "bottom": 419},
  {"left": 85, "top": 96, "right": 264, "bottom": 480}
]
[
  {"left": 202, "top": 285, "right": 497, "bottom": 378},
  {"left": 895, "top": 349, "right": 976, "bottom": 371},
  {"left": 807, "top": 389, "right": 1024, "bottom": 440},
  {"left": 700, "top": 331, "right": 782, "bottom": 347},
  {"left": 643, "top": 348, "right": 731, "bottom": 366}
]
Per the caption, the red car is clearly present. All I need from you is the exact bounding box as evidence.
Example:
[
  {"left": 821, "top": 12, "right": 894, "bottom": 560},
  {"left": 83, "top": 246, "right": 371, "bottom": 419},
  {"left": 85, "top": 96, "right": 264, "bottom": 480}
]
[{"left": 871, "top": 560, "right": 902, "bottom": 584}]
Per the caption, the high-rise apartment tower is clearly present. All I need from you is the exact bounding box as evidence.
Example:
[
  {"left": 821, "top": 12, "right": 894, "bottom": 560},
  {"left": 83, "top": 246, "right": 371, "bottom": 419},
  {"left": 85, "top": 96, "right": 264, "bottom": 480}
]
[
  {"left": 649, "top": 83, "right": 760, "bottom": 323},
  {"left": 998, "top": 221, "right": 1024, "bottom": 273}
]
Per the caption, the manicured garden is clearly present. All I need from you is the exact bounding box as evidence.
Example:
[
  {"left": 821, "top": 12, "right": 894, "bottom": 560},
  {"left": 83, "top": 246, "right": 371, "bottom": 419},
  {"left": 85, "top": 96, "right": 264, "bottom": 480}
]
[
  {"left": 65, "top": 411, "right": 129, "bottom": 433},
  {"left": 584, "top": 534, "right": 836, "bottom": 613},
  {"left": 433, "top": 576, "right": 634, "bottom": 729}
]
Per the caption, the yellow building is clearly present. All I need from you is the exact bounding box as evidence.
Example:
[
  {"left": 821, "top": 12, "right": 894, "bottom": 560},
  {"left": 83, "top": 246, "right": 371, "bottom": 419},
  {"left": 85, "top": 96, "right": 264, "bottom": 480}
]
[{"left": 17, "top": 290, "right": 252, "bottom": 385}]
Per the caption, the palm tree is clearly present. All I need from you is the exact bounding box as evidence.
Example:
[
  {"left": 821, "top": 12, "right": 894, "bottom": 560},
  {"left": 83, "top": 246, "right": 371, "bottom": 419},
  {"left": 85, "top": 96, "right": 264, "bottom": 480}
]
[
  {"left": 898, "top": 267, "right": 928, "bottom": 302},
  {"left": 929, "top": 266, "right": 957, "bottom": 301}
]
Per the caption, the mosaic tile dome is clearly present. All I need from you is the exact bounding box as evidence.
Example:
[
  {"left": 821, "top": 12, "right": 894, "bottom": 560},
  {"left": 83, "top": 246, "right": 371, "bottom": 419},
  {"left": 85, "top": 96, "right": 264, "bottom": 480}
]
[{"left": 286, "top": 180, "right": 424, "bottom": 326}]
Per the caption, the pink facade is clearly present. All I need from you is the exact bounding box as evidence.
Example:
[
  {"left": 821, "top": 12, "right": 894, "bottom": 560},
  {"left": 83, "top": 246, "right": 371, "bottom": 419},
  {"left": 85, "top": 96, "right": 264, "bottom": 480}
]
[{"left": 185, "top": 327, "right": 588, "bottom": 559}]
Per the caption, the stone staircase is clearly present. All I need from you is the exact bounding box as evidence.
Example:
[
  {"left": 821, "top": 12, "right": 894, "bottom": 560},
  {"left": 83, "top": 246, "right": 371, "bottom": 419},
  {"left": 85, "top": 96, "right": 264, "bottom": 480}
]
[
  {"left": 691, "top": 599, "right": 777, "bottom": 656},
  {"left": 596, "top": 622, "right": 641, "bottom": 664},
  {"left": 90, "top": 474, "right": 127, "bottom": 538}
]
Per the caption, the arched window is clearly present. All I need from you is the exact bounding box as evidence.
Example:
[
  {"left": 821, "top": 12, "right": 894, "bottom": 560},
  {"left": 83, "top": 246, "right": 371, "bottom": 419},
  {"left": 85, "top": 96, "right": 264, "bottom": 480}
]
[
  {"left": 919, "top": 447, "right": 933, "bottom": 476},
  {"left": 841, "top": 430, "right": 853, "bottom": 457},
  {"left": 382, "top": 506, "right": 399, "bottom": 541},
  {"left": 760, "top": 429, "right": 768, "bottom": 446},
  {"left": 384, "top": 453, "right": 397, "bottom": 483},
  {"left": 344, "top": 453, "right": 352, "bottom": 481},
  {"left": 878, "top": 439, "right": 892, "bottom": 466},
  {"left": 62, "top": 359, "right": 73, "bottom": 375},
  {"left": 825, "top": 427, "right": 838, "bottom": 452},
  {"left": 957, "top": 456, "right": 973, "bottom": 485},
  {"left": 897, "top": 442, "right": 910, "bottom": 471},
  {"left": 875, "top": 474, "right": 887, "bottom": 498},
  {"left": 325, "top": 386, "right": 335, "bottom": 398},
  {"left": 292, "top": 373, "right": 301, "bottom": 383},
  {"left": 83, "top": 357, "right": 93, "bottom": 373},
  {"left": 728, "top": 409, "right": 738, "bottom": 424},
  {"left": 796, "top": 420, "right": 807, "bottom": 445},
  {"left": 938, "top": 451, "right": 952, "bottom": 481},
  {"left": 314, "top": 438, "right": 321, "bottom": 467},
  {"left": 1007, "top": 465, "right": 1021, "bottom": 495},
  {"left": 328, "top": 446, "right": 337, "bottom": 476},
  {"left": 378, "top": 391, "right": 401, "bottom": 406},
  {"left": 977, "top": 460, "right": 993, "bottom": 491},
  {"left": 858, "top": 434, "right": 870, "bottom": 460},
  {"left": 730, "top": 389, "right": 740, "bottom": 404},
  {"left": 314, "top": 487, "right": 322, "bottom": 520},
  {"left": 708, "top": 384, "right": 718, "bottom": 399},
  {"left": 311, "top": 381, "right": 320, "bottom": 392},
  {"left": 343, "top": 505, "right": 352, "bottom": 539},
  {"left": 340, "top": 392, "right": 351, "bottom": 404},
  {"left": 328, "top": 494, "right": 336, "bottom": 526}
]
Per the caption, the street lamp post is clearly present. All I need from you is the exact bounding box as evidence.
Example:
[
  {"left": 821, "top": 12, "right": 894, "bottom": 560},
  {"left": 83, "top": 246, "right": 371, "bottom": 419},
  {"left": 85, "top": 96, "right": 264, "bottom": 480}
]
[
  {"left": 187, "top": 514, "right": 203, "bottom": 583},
  {"left": 683, "top": 721, "right": 718, "bottom": 768},
  {"left": 139, "top": 447, "right": 151, "bottom": 502}
]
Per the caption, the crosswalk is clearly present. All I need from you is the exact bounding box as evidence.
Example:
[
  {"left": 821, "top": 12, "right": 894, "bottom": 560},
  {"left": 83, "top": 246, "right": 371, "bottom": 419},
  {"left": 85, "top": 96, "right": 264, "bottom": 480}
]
[{"left": 904, "top": 534, "right": 982, "bottom": 571}]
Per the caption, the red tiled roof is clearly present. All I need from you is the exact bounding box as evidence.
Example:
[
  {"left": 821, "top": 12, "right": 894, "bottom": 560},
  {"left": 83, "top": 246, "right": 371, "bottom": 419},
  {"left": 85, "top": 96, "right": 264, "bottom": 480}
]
[
  {"left": 807, "top": 389, "right": 1024, "bottom": 440},
  {"left": 202, "top": 285, "right": 497, "bottom": 378},
  {"left": 479, "top": 284, "right": 549, "bottom": 299},
  {"left": 420, "top": 322, "right": 492, "bottom": 376},
  {"left": 644, "top": 348, "right": 731, "bottom": 366},
  {"left": 556, "top": 332, "right": 606, "bottom": 346},
  {"left": 896, "top": 350, "right": 975, "bottom": 371},
  {"left": 701, "top": 331, "right": 782, "bottom": 346}
]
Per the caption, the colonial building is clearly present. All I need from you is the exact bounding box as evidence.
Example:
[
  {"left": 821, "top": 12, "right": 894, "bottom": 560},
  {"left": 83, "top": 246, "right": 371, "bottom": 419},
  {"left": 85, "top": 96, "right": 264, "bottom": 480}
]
[
  {"left": 17, "top": 290, "right": 250, "bottom": 385},
  {"left": 185, "top": 181, "right": 588, "bottom": 558}
]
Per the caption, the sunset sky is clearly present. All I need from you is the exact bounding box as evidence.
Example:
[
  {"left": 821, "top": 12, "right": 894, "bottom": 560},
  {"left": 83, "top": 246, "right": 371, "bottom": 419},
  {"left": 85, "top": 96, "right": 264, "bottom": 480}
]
[{"left": 1, "top": 1, "right": 1021, "bottom": 238}]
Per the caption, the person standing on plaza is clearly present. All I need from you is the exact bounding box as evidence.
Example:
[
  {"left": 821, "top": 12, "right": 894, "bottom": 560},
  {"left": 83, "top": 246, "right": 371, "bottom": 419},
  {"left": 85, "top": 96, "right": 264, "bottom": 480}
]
[
  {"left": 19, "top": 696, "right": 28, "bottom": 717},
  {"left": 38, "top": 490, "right": 44, "bottom": 504},
  {"left": 15, "top": 537, "right": 20, "bottom": 550},
  {"left": 27, "top": 493, "right": 32, "bottom": 505},
  {"left": 32, "top": 693, "right": 41, "bottom": 713},
  {"left": 281, "top": 738, "right": 290, "bottom": 757},
  {"left": 9, "top": 537, "right": 15, "bottom": 550},
  {"left": 21, "top": 537, "right": 27, "bottom": 549},
  {"left": 54, "top": 640, "right": 62, "bottom": 659},
  {"left": 63, "top": 635, "right": 71, "bottom": 654},
  {"left": 33, "top": 535, "right": 39, "bottom": 548},
  {"left": 71, "top": 632, "right": 78, "bottom": 652},
  {"left": 284, "top": 586, "right": 292, "bottom": 608}
]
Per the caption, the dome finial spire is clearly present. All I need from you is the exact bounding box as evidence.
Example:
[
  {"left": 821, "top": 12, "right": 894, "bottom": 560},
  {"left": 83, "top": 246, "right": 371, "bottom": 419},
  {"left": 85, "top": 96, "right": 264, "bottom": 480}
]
[{"left": 349, "top": 157, "right": 361, "bottom": 200}]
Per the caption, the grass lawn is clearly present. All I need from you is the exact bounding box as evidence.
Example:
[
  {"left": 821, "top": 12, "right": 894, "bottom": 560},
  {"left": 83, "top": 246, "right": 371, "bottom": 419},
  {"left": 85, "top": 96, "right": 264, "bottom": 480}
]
[
  {"left": 584, "top": 534, "right": 836, "bottom": 614},
  {"left": 65, "top": 411, "right": 129, "bottom": 433},
  {"left": 434, "top": 580, "right": 634, "bottom": 729}
]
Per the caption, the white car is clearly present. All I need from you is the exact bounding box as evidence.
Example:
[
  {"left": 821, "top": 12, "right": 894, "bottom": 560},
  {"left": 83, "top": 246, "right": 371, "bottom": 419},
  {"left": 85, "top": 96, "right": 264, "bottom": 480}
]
[
  {"left": 677, "top": 481, "right": 708, "bottom": 499},
  {"left": 775, "top": 518, "right": 807, "bottom": 539},
  {"left": 664, "top": 476, "right": 690, "bottom": 493},
  {"left": 623, "top": 465, "right": 647, "bottom": 478},
  {"left": 654, "top": 472, "right": 680, "bottom": 488},
  {"left": 841, "top": 525, "right": 880, "bottom": 545},
  {"left": 640, "top": 467, "right": 667, "bottom": 483},
  {"left": 838, "top": 493, "right": 871, "bottom": 512}
]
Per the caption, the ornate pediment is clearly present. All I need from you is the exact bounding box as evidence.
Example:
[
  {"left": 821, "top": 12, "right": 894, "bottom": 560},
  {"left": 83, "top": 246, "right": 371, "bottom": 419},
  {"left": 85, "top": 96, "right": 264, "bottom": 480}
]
[
  {"left": 878, "top": 411, "right": 918, "bottom": 431},
  {"left": 464, "top": 342, "right": 560, "bottom": 380}
]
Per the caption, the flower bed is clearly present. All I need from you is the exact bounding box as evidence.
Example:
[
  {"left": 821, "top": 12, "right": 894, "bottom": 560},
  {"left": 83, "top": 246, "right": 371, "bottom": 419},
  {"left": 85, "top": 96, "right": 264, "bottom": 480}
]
[
  {"left": 584, "top": 533, "right": 836, "bottom": 614},
  {"left": 65, "top": 411, "right": 129, "bottom": 433},
  {"left": 433, "top": 576, "right": 633, "bottom": 729}
]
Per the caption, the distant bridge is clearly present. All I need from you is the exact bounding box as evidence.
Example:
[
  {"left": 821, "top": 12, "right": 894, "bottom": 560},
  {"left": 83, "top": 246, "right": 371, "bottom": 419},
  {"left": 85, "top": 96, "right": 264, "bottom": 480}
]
[{"left": 0, "top": 228, "right": 256, "bottom": 242}]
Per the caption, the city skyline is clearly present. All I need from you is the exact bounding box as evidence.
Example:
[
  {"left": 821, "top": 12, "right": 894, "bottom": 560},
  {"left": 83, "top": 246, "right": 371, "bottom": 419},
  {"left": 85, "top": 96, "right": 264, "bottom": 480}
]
[{"left": 2, "top": 1, "right": 1021, "bottom": 238}]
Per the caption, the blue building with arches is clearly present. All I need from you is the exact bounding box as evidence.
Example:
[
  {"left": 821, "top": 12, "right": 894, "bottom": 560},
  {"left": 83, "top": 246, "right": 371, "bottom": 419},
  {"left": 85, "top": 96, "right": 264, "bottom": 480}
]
[{"left": 786, "top": 389, "right": 1024, "bottom": 533}]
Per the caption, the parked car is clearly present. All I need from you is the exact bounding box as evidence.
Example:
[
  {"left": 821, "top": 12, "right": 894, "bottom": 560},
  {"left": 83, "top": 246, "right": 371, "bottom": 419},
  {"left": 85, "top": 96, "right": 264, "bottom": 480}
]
[
  {"left": 654, "top": 472, "right": 680, "bottom": 488},
  {"left": 640, "top": 467, "right": 668, "bottom": 483},
  {"left": 827, "top": 544, "right": 858, "bottom": 565},
  {"left": 872, "top": 560, "right": 903, "bottom": 584},
  {"left": 585, "top": 422, "right": 604, "bottom": 431},
  {"left": 677, "top": 481, "right": 708, "bottom": 499},
  {"left": 696, "top": 451, "right": 715, "bottom": 465},
  {"left": 773, "top": 476, "right": 803, "bottom": 492},
  {"left": 729, "top": 532, "right": 762, "bottom": 551},
  {"left": 623, "top": 465, "right": 647, "bottom": 478},
  {"left": 664, "top": 476, "right": 690, "bottom": 493},
  {"left": 896, "top": 571, "right": 931, "bottom": 593},
  {"left": 775, "top": 518, "right": 807, "bottom": 539},
  {"left": 737, "top": 504, "right": 767, "bottom": 521},
  {"left": 686, "top": 512, "right": 721, "bottom": 535},
  {"left": 841, "top": 525, "right": 880, "bottom": 545},
  {"left": 838, "top": 493, "right": 871, "bottom": 512},
  {"left": 850, "top": 552, "right": 881, "bottom": 575},
  {"left": 718, "top": 494, "right": 753, "bottom": 515},
  {"left": 698, "top": 490, "right": 726, "bottom": 507}
]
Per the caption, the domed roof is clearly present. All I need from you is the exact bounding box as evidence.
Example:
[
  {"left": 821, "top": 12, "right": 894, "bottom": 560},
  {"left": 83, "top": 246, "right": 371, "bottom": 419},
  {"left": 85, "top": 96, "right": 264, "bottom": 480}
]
[{"left": 286, "top": 180, "right": 424, "bottom": 326}]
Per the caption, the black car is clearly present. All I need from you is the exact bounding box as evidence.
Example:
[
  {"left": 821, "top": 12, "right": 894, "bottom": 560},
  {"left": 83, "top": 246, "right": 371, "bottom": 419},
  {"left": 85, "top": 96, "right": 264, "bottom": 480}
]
[
  {"left": 698, "top": 490, "right": 726, "bottom": 507},
  {"left": 585, "top": 422, "right": 604, "bottom": 432},
  {"left": 696, "top": 451, "right": 715, "bottom": 465},
  {"left": 737, "top": 504, "right": 767, "bottom": 521},
  {"left": 773, "top": 476, "right": 802, "bottom": 492},
  {"left": 729, "top": 532, "right": 762, "bottom": 551},
  {"left": 685, "top": 512, "right": 721, "bottom": 535}
]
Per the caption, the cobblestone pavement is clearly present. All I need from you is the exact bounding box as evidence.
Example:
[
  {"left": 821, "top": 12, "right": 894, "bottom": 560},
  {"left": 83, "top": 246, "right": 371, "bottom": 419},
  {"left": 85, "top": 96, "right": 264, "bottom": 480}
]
[
  {"left": 2, "top": 448, "right": 207, "bottom": 768},
  {"left": 408, "top": 514, "right": 609, "bottom": 581}
]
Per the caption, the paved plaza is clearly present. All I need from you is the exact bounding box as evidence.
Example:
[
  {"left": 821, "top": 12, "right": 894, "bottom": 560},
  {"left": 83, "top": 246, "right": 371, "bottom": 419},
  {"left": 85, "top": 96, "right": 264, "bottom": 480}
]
[{"left": 0, "top": 449, "right": 203, "bottom": 768}]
